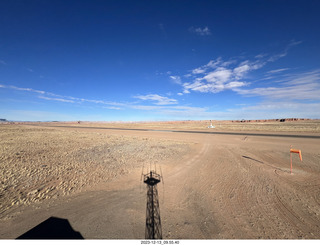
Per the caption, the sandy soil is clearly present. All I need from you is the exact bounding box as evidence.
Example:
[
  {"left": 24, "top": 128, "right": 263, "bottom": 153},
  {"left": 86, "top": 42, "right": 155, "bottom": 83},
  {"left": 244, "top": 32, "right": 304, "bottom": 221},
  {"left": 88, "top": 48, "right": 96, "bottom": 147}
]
[{"left": 0, "top": 123, "right": 319, "bottom": 239}]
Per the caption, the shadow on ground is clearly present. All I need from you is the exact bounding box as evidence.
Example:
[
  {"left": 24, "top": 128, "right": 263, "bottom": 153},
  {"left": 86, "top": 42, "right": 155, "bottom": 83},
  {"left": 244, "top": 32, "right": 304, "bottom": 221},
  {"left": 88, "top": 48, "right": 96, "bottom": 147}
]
[
  {"left": 242, "top": 155, "right": 264, "bottom": 164},
  {"left": 16, "top": 216, "right": 84, "bottom": 239},
  {"left": 242, "top": 155, "right": 291, "bottom": 174}
]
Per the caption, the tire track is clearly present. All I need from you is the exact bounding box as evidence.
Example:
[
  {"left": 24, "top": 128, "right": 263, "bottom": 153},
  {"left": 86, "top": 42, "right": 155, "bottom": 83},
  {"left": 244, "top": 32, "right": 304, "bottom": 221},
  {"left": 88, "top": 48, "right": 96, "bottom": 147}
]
[
  {"left": 210, "top": 147, "right": 248, "bottom": 238},
  {"left": 273, "top": 168, "right": 320, "bottom": 235},
  {"left": 273, "top": 187, "right": 313, "bottom": 237}
]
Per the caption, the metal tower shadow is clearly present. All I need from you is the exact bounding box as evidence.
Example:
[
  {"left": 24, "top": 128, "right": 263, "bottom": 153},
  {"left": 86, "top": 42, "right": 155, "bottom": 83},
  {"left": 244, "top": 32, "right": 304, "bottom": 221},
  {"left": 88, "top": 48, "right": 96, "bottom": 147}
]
[{"left": 143, "top": 170, "right": 162, "bottom": 239}]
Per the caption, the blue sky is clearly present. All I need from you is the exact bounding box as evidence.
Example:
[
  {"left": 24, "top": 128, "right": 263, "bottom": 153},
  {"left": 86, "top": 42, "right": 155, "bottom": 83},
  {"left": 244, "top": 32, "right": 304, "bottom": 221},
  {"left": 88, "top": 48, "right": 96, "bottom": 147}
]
[{"left": 1, "top": 0, "right": 320, "bottom": 121}]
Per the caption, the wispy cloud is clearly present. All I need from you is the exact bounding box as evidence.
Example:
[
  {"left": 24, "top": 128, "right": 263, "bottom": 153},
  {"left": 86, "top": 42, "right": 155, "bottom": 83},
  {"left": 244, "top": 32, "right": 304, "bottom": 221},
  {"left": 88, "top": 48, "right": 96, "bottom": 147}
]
[
  {"left": 267, "top": 68, "right": 290, "bottom": 74},
  {"left": 133, "top": 94, "right": 178, "bottom": 105},
  {"left": 38, "top": 96, "right": 75, "bottom": 103},
  {"left": 0, "top": 109, "right": 78, "bottom": 121},
  {"left": 158, "top": 23, "right": 167, "bottom": 39},
  {"left": 229, "top": 101, "right": 320, "bottom": 119},
  {"left": 2, "top": 85, "right": 46, "bottom": 95},
  {"left": 103, "top": 106, "right": 123, "bottom": 110},
  {"left": 268, "top": 40, "right": 302, "bottom": 62},
  {"left": 130, "top": 101, "right": 320, "bottom": 120},
  {"left": 2, "top": 82, "right": 319, "bottom": 121},
  {"left": 255, "top": 53, "right": 268, "bottom": 59},
  {"left": 236, "top": 83, "right": 319, "bottom": 100},
  {"left": 189, "top": 58, "right": 222, "bottom": 75},
  {"left": 169, "top": 75, "right": 182, "bottom": 84},
  {"left": 0, "top": 83, "right": 126, "bottom": 107},
  {"left": 192, "top": 67, "right": 206, "bottom": 74},
  {"left": 1, "top": 84, "right": 180, "bottom": 113},
  {"left": 236, "top": 69, "right": 320, "bottom": 100},
  {"left": 0, "top": 60, "right": 6, "bottom": 65},
  {"left": 189, "top": 26, "right": 211, "bottom": 36},
  {"left": 164, "top": 101, "right": 320, "bottom": 120}
]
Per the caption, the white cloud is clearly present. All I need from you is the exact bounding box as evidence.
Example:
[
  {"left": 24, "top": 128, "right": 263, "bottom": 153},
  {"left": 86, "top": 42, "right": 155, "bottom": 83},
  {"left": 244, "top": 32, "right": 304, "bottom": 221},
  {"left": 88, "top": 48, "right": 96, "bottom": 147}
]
[
  {"left": 225, "top": 81, "right": 246, "bottom": 89},
  {"left": 134, "top": 94, "right": 178, "bottom": 105},
  {"left": 182, "top": 64, "right": 248, "bottom": 94},
  {"left": 204, "top": 68, "right": 232, "bottom": 83},
  {"left": 192, "top": 67, "right": 206, "bottom": 74},
  {"left": 183, "top": 80, "right": 246, "bottom": 94},
  {"left": 189, "top": 26, "right": 211, "bottom": 36},
  {"left": 183, "top": 89, "right": 190, "bottom": 94},
  {"left": 177, "top": 42, "right": 305, "bottom": 96},
  {"left": 233, "top": 64, "right": 250, "bottom": 79}
]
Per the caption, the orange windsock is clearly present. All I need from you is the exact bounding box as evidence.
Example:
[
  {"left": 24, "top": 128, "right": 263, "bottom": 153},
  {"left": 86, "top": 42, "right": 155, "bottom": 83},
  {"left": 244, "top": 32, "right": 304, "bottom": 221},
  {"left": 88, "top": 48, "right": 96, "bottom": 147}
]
[{"left": 290, "top": 148, "right": 302, "bottom": 161}]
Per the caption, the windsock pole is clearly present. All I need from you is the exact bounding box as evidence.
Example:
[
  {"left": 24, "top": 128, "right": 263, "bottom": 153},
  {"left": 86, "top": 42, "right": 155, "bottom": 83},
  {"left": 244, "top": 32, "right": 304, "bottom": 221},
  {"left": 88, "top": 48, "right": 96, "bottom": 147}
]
[
  {"left": 290, "top": 151, "right": 292, "bottom": 174},
  {"left": 290, "top": 145, "right": 302, "bottom": 174}
]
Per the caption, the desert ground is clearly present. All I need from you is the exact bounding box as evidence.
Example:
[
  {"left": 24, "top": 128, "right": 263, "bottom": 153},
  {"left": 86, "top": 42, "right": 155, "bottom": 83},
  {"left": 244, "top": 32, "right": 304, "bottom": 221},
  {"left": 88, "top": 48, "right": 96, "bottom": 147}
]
[{"left": 0, "top": 120, "right": 320, "bottom": 239}]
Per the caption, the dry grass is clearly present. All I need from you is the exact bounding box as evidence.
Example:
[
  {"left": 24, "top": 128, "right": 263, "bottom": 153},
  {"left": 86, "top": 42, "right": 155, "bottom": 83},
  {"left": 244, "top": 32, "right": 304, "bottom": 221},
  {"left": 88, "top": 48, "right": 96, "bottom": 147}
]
[{"left": 0, "top": 125, "right": 189, "bottom": 216}]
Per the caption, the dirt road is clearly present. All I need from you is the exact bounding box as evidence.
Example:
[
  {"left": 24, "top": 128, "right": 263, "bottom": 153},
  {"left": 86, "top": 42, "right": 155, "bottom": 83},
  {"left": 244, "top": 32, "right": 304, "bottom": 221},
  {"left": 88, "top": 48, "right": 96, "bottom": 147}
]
[{"left": 1, "top": 126, "right": 320, "bottom": 239}]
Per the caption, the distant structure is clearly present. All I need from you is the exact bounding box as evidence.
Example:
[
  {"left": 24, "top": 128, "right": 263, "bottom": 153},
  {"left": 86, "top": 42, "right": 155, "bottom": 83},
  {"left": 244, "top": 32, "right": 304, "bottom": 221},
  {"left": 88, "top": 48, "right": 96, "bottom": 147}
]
[
  {"left": 232, "top": 118, "right": 306, "bottom": 123},
  {"left": 143, "top": 170, "right": 162, "bottom": 239},
  {"left": 0, "top": 118, "right": 7, "bottom": 122},
  {"left": 208, "top": 120, "right": 215, "bottom": 128}
]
